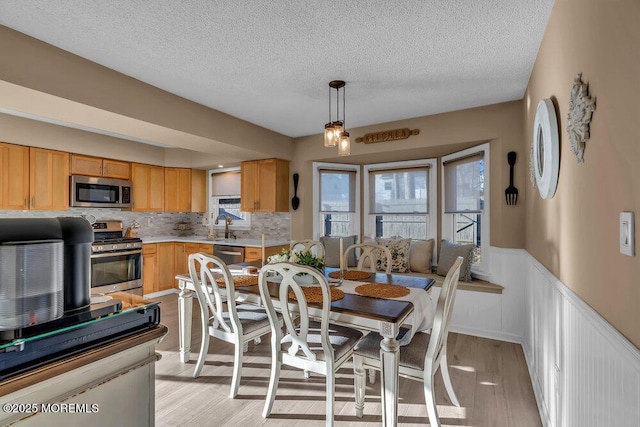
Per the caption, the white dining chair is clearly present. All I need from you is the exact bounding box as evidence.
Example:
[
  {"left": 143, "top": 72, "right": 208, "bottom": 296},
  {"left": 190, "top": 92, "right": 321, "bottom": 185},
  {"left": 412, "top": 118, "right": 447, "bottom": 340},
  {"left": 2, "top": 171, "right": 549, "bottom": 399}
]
[
  {"left": 290, "top": 239, "right": 325, "bottom": 258},
  {"left": 188, "top": 253, "right": 281, "bottom": 398},
  {"left": 343, "top": 242, "right": 392, "bottom": 274},
  {"left": 258, "top": 262, "right": 363, "bottom": 427},
  {"left": 352, "top": 256, "right": 464, "bottom": 426}
]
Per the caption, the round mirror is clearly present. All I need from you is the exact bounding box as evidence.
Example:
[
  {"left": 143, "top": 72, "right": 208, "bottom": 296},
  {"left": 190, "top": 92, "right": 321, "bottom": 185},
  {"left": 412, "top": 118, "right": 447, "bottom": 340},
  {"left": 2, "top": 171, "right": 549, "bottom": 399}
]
[{"left": 532, "top": 99, "right": 559, "bottom": 199}]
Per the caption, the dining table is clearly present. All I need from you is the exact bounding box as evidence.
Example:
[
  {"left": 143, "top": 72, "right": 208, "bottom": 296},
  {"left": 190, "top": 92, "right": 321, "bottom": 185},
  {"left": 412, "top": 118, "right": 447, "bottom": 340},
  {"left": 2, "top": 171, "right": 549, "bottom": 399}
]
[{"left": 175, "top": 265, "right": 435, "bottom": 427}]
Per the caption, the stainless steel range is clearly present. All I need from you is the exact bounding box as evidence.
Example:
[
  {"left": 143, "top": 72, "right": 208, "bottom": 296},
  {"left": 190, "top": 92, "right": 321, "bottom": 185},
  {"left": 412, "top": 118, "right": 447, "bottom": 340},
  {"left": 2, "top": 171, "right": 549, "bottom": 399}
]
[{"left": 90, "top": 220, "right": 143, "bottom": 296}]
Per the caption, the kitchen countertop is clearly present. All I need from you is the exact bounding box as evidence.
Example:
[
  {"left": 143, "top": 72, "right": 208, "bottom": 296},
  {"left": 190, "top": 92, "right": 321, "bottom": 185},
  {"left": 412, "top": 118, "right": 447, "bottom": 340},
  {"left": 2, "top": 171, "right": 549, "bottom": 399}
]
[{"left": 141, "top": 236, "right": 289, "bottom": 248}]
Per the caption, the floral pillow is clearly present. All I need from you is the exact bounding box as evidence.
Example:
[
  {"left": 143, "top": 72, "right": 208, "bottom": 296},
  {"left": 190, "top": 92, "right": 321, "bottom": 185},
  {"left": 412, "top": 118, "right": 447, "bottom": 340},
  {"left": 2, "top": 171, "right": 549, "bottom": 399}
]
[{"left": 375, "top": 237, "right": 411, "bottom": 273}]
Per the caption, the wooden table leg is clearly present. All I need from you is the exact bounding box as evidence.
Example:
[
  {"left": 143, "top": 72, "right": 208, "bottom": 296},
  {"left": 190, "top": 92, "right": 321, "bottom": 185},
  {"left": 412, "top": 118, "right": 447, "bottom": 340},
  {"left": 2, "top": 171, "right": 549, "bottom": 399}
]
[
  {"left": 178, "top": 280, "right": 193, "bottom": 363},
  {"left": 380, "top": 325, "right": 400, "bottom": 427}
]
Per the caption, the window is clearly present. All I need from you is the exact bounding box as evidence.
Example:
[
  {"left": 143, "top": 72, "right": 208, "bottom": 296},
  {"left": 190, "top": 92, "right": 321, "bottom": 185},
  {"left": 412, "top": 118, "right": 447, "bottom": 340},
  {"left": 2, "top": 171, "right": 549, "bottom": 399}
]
[
  {"left": 364, "top": 159, "right": 437, "bottom": 241},
  {"left": 313, "top": 162, "right": 360, "bottom": 238},
  {"left": 209, "top": 169, "right": 251, "bottom": 229},
  {"left": 442, "top": 143, "right": 490, "bottom": 277}
]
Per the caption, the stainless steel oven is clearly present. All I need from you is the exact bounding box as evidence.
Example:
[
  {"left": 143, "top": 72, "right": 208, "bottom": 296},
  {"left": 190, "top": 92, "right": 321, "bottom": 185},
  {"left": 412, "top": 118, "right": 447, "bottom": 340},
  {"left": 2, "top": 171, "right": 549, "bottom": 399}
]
[{"left": 90, "top": 220, "right": 143, "bottom": 296}]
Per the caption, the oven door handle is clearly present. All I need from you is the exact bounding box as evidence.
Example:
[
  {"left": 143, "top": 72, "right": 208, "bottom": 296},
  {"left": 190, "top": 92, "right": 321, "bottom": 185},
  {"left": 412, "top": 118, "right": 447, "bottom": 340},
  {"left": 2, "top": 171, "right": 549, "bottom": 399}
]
[{"left": 91, "top": 249, "right": 142, "bottom": 258}]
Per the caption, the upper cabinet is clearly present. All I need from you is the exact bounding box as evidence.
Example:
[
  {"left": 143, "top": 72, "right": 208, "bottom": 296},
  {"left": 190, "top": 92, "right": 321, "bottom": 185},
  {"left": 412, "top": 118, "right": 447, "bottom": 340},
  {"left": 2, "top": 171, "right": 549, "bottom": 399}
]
[
  {"left": 0, "top": 142, "right": 29, "bottom": 210},
  {"left": 164, "top": 168, "right": 191, "bottom": 212},
  {"left": 132, "top": 163, "right": 164, "bottom": 212},
  {"left": 191, "top": 169, "right": 207, "bottom": 213},
  {"left": 241, "top": 158, "right": 289, "bottom": 212},
  {"left": 71, "top": 154, "right": 131, "bottom": 179},
  {"left": 29, "top": 147, "right": 70, "bottom": 210}
]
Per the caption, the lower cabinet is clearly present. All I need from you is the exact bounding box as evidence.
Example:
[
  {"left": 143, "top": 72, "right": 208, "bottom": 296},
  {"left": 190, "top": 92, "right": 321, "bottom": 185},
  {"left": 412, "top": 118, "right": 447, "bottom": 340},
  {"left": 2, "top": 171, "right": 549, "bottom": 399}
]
[
  {"left": 244, "top": 245, "right": 288, "bottom": 262},
  {"left": 143, "top": 242, "right": 214, "bottom": 294}
]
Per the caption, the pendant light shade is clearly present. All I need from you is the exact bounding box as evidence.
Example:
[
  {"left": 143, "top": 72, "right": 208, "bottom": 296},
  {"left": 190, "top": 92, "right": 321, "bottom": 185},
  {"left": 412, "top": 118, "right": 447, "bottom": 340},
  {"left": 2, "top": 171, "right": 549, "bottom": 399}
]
[
  {"left": 338, "top": 130, "right": 350, "bottom": 156},
  {"left": 323, "top": 80, "right": 350, "bottom": 155}
]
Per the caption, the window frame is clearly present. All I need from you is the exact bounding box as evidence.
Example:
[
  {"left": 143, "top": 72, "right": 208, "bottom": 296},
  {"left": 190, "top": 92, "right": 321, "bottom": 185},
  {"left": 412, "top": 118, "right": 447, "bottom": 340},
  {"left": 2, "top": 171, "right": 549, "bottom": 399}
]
[
  {"left": 363, "top": 159, "right": 438, "bottom": 265},
  {"left": 312, "top": 162, "right": 360, "bottom": 239},
  {"left": 441, "top": 143, "right": 491, "bottom": 279},
  {"left": 208, "top": 167, "right": 252, "bottom": 230}
]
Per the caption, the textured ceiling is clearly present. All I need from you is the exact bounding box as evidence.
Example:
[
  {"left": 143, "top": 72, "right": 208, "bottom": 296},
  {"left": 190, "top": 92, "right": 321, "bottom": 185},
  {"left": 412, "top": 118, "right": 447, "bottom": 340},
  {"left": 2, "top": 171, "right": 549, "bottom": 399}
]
[{"left": 0, "top": 0, "right": 554, "bottom": 138}]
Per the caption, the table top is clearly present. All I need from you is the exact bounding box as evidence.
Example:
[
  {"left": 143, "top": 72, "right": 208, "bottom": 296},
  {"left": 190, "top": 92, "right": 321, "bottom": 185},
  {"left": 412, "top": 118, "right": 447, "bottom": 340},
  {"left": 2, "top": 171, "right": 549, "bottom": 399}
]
[{"left": 177, "top": 265, "right": 434, "bottom": 326}]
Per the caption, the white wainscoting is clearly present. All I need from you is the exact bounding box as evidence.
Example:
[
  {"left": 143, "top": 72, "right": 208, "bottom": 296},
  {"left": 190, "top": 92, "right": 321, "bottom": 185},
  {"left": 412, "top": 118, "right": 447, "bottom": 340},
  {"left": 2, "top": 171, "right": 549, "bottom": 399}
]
[{"left": 444, "top": 247, "right": 640, "bottom": 427}]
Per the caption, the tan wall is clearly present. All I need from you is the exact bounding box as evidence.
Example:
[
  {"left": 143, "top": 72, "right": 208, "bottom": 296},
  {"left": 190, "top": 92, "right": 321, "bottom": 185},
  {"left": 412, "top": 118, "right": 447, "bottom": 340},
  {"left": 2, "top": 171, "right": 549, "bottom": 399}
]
[
  {"left": 524, "top": 1, "right": 640, "bottom": 347},
  {"left": 290, "top": 101, "right": 526, "bottom": 250},
  {"left": 0, "top": 26, "right": 293, "bottom": 165}
]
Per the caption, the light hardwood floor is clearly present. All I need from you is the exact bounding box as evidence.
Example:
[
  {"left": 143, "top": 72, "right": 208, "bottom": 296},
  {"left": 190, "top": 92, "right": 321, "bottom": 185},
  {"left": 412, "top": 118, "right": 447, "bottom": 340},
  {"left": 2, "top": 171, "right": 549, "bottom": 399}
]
[{"left": 152, "top": 293, "right": 541, "bottom": 426}]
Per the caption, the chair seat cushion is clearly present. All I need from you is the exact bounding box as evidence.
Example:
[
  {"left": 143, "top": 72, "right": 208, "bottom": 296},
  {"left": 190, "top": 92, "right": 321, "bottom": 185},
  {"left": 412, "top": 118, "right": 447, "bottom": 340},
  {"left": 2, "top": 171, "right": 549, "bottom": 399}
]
[
  {"left": 286, "top": 321, "right": 363, "bottom": 361},
  {"left": 211, "top": 304, "right": 277, "bottom": 335},
  {"left": 354, "top": 329, "right": 431, "bottom": 370}
]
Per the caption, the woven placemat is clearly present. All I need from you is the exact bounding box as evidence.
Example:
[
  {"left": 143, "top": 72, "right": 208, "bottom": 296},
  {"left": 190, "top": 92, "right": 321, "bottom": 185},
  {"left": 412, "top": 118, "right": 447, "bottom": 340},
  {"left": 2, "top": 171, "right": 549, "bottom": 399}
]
[
  {"left": 328, "top": 270, "right": 372, "bottom": 280},
  {"left": 215, "top": 274, "right": 258, "bottom": 287},
  {"left": 355, "top": 283, "right": 410, "bottom": 299},
  {"left": 288, "top": 286, "right": 345, "bottom": 303}
]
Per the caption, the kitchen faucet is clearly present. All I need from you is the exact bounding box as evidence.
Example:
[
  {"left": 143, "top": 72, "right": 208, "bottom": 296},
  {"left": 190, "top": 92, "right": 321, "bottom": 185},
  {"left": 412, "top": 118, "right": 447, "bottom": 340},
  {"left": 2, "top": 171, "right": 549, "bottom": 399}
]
[{"left": 215, "top": 214, "right": 232, "bottom": 239}]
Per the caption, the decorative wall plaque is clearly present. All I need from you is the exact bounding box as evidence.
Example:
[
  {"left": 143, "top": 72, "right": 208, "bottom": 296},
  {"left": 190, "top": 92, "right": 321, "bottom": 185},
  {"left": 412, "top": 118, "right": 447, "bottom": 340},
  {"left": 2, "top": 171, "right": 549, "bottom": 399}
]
[
  {"left": 356, "top": 128, "right": 419, "bottom": 144},
  {"left": 567, "top": 73, "right": 596, "bottom": 163}
]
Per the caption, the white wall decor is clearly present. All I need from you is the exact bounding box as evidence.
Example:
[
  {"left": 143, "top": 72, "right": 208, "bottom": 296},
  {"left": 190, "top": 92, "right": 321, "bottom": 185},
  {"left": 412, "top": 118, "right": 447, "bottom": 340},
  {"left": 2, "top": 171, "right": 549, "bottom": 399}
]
[
  {"left": 567, "top": 73, "right": 596, "bottom": 163},
  {"left": 533, "top": 99, "right": 560, "bottom": 199}
]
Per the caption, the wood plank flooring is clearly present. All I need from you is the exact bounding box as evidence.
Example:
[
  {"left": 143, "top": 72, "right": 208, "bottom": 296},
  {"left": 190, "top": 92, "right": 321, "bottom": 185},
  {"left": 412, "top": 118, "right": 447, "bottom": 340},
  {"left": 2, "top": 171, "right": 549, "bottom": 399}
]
[{"left": 152, "top": 293, "right": 541, "bottom": 426}]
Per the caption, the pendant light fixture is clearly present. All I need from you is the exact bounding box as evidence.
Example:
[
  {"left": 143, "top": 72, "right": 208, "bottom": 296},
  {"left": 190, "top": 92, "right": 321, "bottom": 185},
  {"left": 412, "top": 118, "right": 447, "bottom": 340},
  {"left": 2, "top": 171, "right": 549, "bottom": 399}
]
[{"left": 323, "top": 80, "right": 350, "bottom": 156}]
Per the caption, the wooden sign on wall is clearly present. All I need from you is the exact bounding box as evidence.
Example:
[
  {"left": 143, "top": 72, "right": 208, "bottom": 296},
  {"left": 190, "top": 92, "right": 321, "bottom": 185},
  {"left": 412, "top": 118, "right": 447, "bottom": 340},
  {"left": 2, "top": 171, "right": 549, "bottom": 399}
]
[{"left": 356, "top": 128, "right": 420, "bottom": 144}]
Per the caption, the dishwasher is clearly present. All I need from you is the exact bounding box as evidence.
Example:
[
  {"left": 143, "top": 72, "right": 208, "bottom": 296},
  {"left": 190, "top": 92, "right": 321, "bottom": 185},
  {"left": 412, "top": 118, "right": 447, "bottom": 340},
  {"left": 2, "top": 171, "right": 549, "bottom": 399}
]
[{"left": 213, "top": 245, "right": 245, "bottom": 265}]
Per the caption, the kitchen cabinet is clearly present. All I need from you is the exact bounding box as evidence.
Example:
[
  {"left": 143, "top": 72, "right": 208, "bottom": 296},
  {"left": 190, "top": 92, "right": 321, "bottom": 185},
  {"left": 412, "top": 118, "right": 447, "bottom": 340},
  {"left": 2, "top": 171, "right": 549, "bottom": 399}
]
[
  {"left": 191, "top": 169, "right": 207, "bottom": 213},
  {"left": 164, "top": 168, "right": 192, "bottom": 212},
  {"left": 71, "top": 154, "right": 131, "bottom": 179},
  {"left": 174, "top": 242, "right": 214, "bottom": 276},
  {"left": 132, "top": 163, "right": 164, "bottom": 212},
  {"left": 157, "top": 242, "right": 175, "bottom": 291},
  {"left": 241, "top": 158, "right": 289, "bottom": 212},
  {"left": 29, "top": 147, "right": 70, "bottom": 210},
  {"left": 0, "top": 142, "right": 29, "bottom": 210},
  {"left": 142, "top": 244, "right": 158, "bottom": 295},
  {"left": 244, "top": 244, "right": 288, "bottom": 262}
]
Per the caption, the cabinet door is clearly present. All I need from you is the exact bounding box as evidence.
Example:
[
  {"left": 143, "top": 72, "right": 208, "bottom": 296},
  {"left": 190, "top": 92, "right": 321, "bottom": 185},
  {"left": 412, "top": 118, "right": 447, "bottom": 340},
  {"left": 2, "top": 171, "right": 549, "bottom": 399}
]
[
  {"left": 142, "top": 244, "right": 158, "bottom": 295},
  {"left": 257, "top": 159, "right": 277, "bottom": 212},
  {"left": 29, "top": 148, "right": 69, "bottom": 210},
  {"left": 70, "top": 154, "right": 103, "bottom": 177},
  {"left": 0, "top": 143, "right": 29, "bottom": 210},
  {"left": 157, "top": 243, "right": 175, "bottom": 291},
  {"left": 102, "top": 159, "right": 131, "bottom": 179},
  {"left": 165, "top": 168, "right": 191, "bottom": 212},
  {"left": 148, "top": 165, "right": 165, "bottom": 211},
  {"left": 132, "top": 163, "right": 164, "bottom": 211},
  {"left": 191, "top": 169, "right": 207, "bottom": 213},
  {"left": 240, "top": 161, "right": 258, "bottom": 212},
  {"left": 198, "top": 243, "right": 214, "bottom": 255},
  {"left": 173, "top": 243, "right": 187, "bottom": 276}
]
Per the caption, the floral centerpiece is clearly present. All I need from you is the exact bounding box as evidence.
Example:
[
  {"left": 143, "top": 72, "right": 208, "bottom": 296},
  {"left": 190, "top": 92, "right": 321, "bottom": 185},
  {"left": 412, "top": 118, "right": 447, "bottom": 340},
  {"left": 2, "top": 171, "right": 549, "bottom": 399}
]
[{"left": 267, "top": 249, "right": 325, "bottom": 283}]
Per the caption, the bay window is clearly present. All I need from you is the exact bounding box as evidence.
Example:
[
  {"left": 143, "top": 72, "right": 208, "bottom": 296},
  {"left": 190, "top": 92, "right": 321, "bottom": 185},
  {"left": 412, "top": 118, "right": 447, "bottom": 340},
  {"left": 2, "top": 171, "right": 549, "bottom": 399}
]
[{"left": 313, "top": 163, "right": 360, "bottom": 238}]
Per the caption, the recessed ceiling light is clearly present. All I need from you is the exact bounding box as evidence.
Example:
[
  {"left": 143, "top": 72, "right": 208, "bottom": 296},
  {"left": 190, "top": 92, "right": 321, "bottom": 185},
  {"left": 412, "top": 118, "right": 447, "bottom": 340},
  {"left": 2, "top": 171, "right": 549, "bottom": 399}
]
[{"left": 218, "top": 165, "right": 224, "bottom": 168}]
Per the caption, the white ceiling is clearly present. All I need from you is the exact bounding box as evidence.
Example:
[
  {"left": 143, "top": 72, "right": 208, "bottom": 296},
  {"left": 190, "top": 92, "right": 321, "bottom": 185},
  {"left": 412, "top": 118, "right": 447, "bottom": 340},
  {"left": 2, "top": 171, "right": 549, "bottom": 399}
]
[{"left": 0, "top": 0, "right": 554, "bottom": 139}]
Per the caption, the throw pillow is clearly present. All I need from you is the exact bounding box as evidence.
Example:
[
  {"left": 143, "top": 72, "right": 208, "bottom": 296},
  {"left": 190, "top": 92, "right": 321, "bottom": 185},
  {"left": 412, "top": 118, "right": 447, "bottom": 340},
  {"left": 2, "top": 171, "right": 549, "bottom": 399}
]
[
  {"left": 409, "top": 239, "right": 435, "bottom": 273},
  {"left": 319, "top": 235, "right": 357, "bottom": 268},
  {"left": 437, "top": 240, "right": 474, "bottom": 282},
  {"left": 376, "top": 237, "right": 411, "bottom": 273}
]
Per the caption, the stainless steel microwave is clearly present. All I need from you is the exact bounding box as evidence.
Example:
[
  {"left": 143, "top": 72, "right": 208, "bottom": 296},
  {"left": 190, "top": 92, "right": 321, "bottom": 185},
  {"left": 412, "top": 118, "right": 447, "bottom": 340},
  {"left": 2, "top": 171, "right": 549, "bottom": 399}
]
[{"left": 70, "top": 175, "right": 132, "bottom": 208}]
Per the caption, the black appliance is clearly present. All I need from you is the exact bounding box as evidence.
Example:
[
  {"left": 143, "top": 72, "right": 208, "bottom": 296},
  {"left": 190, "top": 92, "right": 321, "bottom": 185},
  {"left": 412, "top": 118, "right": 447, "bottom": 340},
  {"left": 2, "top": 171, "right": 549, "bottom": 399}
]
[
  {"left": 0, "top": 217, "right": 93, "bottom": 320},
  {"left": 90, "top": 220, "right": 143, "bottom": 296}
]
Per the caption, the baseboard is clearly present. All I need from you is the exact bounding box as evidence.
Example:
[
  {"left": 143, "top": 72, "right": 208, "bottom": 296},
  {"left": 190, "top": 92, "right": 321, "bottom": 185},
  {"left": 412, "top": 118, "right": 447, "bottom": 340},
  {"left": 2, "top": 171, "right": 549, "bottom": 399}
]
[
  {"left": 449, "top": 324, "right": 523, "bottom": 345},
  {"left": 521, "top": 341, "right": 552, "bottom": 427},
  {"left": 144, "top": 288, "right": 178, "bottom": 299}
]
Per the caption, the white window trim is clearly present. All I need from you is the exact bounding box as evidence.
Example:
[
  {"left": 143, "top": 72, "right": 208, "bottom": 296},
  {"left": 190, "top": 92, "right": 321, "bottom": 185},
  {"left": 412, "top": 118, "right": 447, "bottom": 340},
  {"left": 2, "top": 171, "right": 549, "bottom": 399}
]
[
  {"left": 208, "top": 167, "right": 252, "bottom": 231},
  {"left": 363, "top": 159, "right": 438, "bottom": 258},
  {"left": 312, "top": 162, "right": 360, "bottom": 239},
  {"left": 441, "top": 143, "right": 491, "bottom": 280}
]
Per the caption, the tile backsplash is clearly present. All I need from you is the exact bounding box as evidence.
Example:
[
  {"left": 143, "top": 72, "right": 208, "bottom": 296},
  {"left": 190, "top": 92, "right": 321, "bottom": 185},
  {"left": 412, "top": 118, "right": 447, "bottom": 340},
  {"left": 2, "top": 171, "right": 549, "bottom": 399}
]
[{"left": 0, "top": 209, "right": 290, "bottom": 240}]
